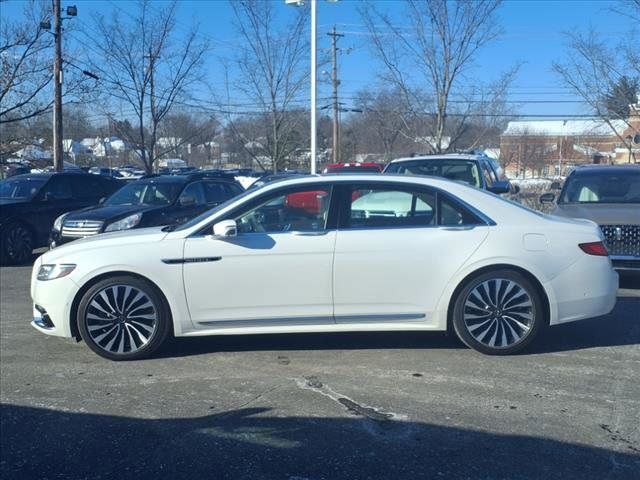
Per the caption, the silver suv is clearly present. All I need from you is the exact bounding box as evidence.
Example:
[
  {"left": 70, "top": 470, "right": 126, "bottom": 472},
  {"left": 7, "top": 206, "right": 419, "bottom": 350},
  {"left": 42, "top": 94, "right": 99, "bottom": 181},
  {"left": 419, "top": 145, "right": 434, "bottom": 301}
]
[
  {"left": 383, "top": 153, "right": 513, "bottom": 194},
  {"left": 541, "top": 164, "right": 640, "bottom": 273}
]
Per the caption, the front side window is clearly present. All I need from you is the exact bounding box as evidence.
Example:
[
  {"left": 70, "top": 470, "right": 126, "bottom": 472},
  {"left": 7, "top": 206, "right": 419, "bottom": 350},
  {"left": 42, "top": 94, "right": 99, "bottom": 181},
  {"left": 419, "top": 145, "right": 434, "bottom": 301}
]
[
  {"left": 481, "top": 163, "right": 496, "bottom": 187},
  {"left": 348, "top": 187, "right": 436, "bottom": 228},
  {"left": 179, "top": 182, "right": 206, "bottom": 205},
  {"left": 0, "top": 177, "right": 47, "bottom": 199},
  {"left": 40, "top": 176, "right": 73, "bottom": 200},
  {"left": 235, "top": 186, "right": 332, "bottom": 234}
]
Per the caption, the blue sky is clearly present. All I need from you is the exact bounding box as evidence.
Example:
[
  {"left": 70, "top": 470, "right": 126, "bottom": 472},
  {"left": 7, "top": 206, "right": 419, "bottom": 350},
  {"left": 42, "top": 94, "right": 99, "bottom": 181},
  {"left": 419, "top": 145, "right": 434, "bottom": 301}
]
[{"left": 1, "top": 0, "right": 634, "bottom": 117}]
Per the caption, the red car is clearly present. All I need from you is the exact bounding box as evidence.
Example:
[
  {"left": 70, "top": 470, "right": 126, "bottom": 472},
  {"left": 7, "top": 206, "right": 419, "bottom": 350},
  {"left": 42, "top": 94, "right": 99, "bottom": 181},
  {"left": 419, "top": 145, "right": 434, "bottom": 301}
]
[{"left": 323, "top": 162, "right": 383, "bottom": 174}]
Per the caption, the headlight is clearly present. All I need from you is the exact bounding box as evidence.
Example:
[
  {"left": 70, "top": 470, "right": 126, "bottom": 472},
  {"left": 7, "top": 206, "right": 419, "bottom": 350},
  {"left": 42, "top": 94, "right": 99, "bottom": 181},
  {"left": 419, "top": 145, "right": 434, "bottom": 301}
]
[
  {"left": 37, "top": 264, "right": 76, "bottom": 281},
  {"left": 105, "top": 213, "right": 142, "bottom": 232},
  {"left": 53, "top": 213, "right": 68, "bottom": 232}
]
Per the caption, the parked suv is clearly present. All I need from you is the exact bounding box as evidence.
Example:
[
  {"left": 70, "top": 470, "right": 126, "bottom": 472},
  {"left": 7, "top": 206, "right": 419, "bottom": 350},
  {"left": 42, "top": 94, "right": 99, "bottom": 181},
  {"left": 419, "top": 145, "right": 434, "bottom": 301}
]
[
  {"left": 383, "top": 153, "right": 512, "bottom": 194},
  {"left": 541, "top": 164, "right": 640, "bottom": 273},
  {"left": 0, "top": 172, "right": 122, "bottom": 264},
  {"left": 49, "top": 172, "right": 244, "bottom": 247}
]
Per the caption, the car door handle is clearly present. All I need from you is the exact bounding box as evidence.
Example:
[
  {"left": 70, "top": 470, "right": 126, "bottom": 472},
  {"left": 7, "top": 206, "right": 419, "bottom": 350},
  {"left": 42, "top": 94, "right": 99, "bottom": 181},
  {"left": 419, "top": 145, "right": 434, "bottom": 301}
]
[{"left": 291, "top": 231, "right": 328, "bottom": 236}]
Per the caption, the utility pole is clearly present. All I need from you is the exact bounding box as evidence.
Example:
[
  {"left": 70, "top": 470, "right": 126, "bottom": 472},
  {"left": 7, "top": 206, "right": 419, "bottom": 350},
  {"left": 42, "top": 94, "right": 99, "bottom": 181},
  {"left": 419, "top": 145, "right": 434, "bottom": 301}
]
[
  {"left": 327, "top": 26, "right": 344, "bottom": 164},
  {"left": 53, "top": 0, "right": 63, "bottom": 172}
]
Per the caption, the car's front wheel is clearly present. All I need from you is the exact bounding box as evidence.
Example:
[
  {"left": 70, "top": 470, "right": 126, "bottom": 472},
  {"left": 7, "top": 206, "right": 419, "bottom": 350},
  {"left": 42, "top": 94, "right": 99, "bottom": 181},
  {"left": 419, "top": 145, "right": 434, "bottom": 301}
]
[
  {"left": 1, "top": 223, "right": 34, "bottom": 265},
  {"left": 452, "top": 269, "right": 545, "bottom": 355},
  {"left": 77, "top": 275, "right": 171, "bottom": 360}
]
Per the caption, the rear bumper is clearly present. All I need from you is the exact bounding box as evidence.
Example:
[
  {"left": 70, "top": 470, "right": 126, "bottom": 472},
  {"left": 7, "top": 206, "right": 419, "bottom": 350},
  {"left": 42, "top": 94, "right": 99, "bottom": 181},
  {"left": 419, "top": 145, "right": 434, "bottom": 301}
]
[
  {"left": 610, "top": 255, "right": 640, "bottom": 272},
  {"left": 548, "top": 257, "right": 618, "bottom": 325}
]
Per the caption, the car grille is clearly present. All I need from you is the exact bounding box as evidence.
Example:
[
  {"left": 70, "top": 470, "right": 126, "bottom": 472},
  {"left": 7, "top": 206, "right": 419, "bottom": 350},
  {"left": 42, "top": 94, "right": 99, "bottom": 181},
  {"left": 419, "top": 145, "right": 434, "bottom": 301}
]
[
  {"left": 61, "top": 220, "right": 104, "bottom": 238},
  {"left": 599, "top": 224, "right": 640, "bottom": 257}
]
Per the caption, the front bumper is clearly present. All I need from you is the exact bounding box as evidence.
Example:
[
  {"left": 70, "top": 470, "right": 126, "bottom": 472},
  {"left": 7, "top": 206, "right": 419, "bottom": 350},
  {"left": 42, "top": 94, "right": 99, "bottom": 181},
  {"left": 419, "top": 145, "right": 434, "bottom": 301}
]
[
  {"left": 30, "top": 263, "right": 79, "bottom": 338},
  {"left": 49, "top": 230, "right": 80, "bottom": 249}
]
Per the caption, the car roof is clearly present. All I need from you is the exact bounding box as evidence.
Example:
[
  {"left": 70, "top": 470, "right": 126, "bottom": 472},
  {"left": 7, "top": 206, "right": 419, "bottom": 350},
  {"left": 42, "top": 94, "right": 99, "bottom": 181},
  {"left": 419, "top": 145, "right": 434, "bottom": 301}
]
[
  {"left": 388, "top": 154, "right": 486, "bottom": 164},
  {"left": 571, "top": 164, "right": 640, "bottom": 175},
  {"left": 262, "top": 173, "right": 474, "bottom": 191},
  {"left": 3, "top": 171, "right": 88, "bottom": 180}
]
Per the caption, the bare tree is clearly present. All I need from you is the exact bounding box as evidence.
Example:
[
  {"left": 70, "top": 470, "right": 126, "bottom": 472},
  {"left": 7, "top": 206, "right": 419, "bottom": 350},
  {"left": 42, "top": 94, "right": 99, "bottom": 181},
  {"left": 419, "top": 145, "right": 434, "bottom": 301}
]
[
  {"left": 226, "top": 0, "right": 309, "bottom": 173},
  {"left": 87, "top": 0, "right": 207, "bottom": 173},
  {"left": 553, "top": 2, "right": 639, "bottom": 163},
  {"left": 361, "top": 0, "right": 511, "bottom": 153},
  {"left": 0, "top": 1, "right": 54, "bottom": 128}
]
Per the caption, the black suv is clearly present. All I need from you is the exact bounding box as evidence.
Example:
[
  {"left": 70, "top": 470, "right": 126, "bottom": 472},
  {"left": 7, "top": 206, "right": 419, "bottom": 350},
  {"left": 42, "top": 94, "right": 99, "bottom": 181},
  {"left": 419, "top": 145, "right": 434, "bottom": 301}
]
[
  {"left": 50, "top": 172, "right": 244, "bottom": 247},
  {"left": 383, "top": 153, "right": 513, "bottom": 194},
  {"left": 0, "top": 172, "right": 123, "bottom": 264}
]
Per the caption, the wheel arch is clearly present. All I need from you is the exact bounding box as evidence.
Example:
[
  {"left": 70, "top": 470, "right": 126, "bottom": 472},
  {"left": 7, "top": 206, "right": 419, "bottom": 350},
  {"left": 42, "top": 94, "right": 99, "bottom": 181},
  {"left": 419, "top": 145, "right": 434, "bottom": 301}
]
[
  {"left": 69, "top": 270, "right": 173, "bottom": 340},
  {"left": 445, "top": 263, "right": 551, "bottom": 335}
]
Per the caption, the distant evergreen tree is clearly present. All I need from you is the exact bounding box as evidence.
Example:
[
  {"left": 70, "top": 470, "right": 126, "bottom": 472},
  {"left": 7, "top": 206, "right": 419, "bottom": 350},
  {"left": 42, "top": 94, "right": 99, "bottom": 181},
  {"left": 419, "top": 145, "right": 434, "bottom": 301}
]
[{"left": 603, "top": 76, "right": 638, "bottom": 118}]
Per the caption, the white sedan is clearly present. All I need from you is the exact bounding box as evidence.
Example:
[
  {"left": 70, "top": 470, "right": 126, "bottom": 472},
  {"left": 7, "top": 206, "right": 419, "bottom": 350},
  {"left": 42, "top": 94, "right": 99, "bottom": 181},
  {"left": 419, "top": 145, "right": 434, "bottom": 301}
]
[{"left": 30, "top": 175, "right": 618, "bottom": 360}]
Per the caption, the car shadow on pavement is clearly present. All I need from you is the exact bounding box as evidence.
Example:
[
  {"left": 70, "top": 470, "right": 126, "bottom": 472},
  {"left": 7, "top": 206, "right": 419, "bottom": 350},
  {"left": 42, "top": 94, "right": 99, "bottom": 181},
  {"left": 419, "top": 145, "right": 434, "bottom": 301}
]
[
  {"left": 1, "top": 404, "right": 638, "bottom": 480},
  {"left": 162, "top": 293, "right": 639, "bottom": 358},
  {"left": 162, "top": 330, "right": 464, "bottom": 358},
  {"left": 528, "top": 295, "right": 640, "bottom": 355}
]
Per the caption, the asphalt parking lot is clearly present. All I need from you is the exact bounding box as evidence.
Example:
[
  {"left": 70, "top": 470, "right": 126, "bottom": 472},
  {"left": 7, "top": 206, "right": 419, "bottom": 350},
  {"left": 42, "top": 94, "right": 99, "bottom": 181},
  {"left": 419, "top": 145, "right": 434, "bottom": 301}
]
[{"left": 1, "top": 264, "right": 639, "bottom": 480}]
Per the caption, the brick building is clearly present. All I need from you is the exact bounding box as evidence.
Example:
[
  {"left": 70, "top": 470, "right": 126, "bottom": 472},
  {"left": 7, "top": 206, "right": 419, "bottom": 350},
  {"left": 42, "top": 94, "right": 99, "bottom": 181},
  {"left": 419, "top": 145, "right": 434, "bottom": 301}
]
[{"left": 499, "top": 100, "right": 640, "bottom": 178}]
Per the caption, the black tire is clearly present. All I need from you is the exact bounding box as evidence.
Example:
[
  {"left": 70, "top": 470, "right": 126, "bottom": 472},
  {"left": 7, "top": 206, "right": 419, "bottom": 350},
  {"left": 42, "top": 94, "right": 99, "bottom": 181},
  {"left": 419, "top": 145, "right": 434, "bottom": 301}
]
[
  {"left": 77, "top": 275, "right": 171, "bottom": 360},
  {"left": 1, "top": 223, "right": 34, "bottom": 265},
  {"left": 452, "top": 269, "right": 545, "bottom": 355}
]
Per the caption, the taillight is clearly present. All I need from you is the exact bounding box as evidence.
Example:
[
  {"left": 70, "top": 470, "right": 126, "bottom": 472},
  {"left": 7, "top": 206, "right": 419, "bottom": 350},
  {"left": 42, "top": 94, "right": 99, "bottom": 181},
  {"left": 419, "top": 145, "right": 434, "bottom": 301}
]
[{"left": 579, "top": 241, "right": 608, "bottom": 256}]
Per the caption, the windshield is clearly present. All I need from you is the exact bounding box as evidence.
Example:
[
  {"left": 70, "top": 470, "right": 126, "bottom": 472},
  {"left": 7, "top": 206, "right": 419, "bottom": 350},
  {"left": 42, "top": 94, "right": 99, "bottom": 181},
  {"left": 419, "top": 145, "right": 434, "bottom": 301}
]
[
  {"left": 0, "top": 177, "right": 47, "bottom": 200},
  {"left": 104, "top": 181, "right": 183, "bottom": 206},
  {"left": 559, "top": 171, "right": 640, "bottom": 204},
  {"left": 385, "top": 160, "right": 481, "bottom": 188}
]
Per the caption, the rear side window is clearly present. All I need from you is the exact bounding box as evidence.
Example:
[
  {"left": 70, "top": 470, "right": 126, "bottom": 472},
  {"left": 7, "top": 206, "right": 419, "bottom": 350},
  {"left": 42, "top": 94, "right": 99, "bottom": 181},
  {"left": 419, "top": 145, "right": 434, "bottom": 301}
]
[
  {"left": 179, "top": 182, "right": 206, "bottom": 205},
  {"left": 439, "top": 196, "right": 480, "bottom": 226},
  {"left": 71, "top": 175, "right": 107, "bottom": 199},
  {"left": 349, "top": 187, "right": 436, "bottom": 228},
  {"left": 342, "top": 184, "right": 483, "bottom": 229},
  {"left": 203, "top": 181, "right": 236, "bottom": 203}
]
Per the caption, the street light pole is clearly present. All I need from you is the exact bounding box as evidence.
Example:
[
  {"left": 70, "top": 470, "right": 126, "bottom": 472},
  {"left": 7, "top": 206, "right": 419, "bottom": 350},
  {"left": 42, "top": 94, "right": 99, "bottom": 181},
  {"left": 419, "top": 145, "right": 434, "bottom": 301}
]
[
  {"left": 53, "top": 0, "right": 63, "bottom": 172},
  {"left": 310, "top": 0, "right": 317, "bottom": 174}
]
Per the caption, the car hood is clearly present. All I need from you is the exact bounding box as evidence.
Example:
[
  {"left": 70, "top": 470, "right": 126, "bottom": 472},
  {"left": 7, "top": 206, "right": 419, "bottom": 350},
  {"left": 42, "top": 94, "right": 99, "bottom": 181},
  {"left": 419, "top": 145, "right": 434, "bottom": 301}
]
[
  {"left": 551, "top": 203, "right": 640, "bottom": 225},
  {"left": 42, "top": 226, "right": 170, "bottom": 262},
  {"left": 64, "top": 203, "right": 163, "bottom": 222}
]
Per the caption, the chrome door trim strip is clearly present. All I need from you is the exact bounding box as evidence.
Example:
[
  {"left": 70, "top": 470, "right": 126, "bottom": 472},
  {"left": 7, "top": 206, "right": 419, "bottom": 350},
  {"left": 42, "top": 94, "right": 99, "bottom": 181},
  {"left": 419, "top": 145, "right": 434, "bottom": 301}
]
[
  {"left": 162, "top": 257, "right": 222, "bottom": 265},
  {"left": 197, "top": 316, "right": 334, "bottom": 327},
  {"left": 197, "top": 313, "right": 426, "bottom": 327},
  {"left": 335, "top": 313, "right": 426, "bottom": 322}
]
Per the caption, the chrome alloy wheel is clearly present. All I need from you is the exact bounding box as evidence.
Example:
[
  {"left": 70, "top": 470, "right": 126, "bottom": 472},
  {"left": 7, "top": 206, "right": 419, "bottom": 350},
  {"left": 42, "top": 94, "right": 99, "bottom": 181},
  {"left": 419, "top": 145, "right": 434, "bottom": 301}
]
[
  {"left": 85, "top": 285, "right": 158, "bottom": 354},
  {"left": 463, "top": 278, "right": 534, "bottom": 349}
]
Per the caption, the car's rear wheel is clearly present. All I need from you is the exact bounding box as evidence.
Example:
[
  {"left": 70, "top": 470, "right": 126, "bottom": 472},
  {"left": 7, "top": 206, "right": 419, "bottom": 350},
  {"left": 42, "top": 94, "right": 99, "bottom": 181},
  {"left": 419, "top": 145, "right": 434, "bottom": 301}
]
[
  {"left": 452, "top": 269, "right": 545, "bottom": 355},
  {"left": 77, "top": 275, "right": 171, "bottom": 360},
  {"left": 1, "top": 223, "right": 34, "bottom": 265}
]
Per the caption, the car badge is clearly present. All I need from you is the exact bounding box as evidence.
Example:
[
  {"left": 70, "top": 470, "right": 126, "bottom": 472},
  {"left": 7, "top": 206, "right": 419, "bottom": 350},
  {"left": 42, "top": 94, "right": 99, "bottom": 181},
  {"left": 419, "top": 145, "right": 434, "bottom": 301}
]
[{"left": 614, "top": 227, "right": 622, "bottom": 241}]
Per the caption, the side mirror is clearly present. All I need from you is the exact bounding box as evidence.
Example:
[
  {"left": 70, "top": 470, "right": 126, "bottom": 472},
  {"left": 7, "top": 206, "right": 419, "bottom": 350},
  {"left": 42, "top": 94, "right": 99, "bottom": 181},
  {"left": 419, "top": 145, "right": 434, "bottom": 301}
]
[
  {"left": 179, "top": 195, "right": 196, "bottom": 206},
  {"left": 550, "top": 181, "right": 562, "bottom": 190},
  {"left": 487, "top": 180, "right": 510, "bottom": 194},
  {"left": 510, "top": 184, "right": 521, "bottom": 195},
  {"left": 41, "top": 192, "right": 52, "bottom": 201},
  {"left": 540, "top": 193, "right": 555, "bottom": 204},
  {"left": 212, "top": 219, "right": 237, "bottom": 238}
]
